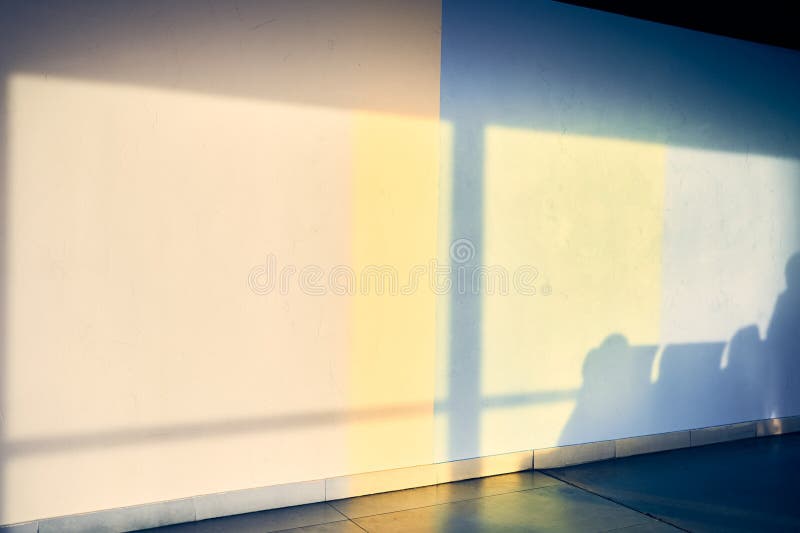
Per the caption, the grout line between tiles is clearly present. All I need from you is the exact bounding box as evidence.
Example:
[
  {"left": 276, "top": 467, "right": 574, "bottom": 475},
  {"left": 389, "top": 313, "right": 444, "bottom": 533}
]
[
  {"left": 324, "top": 502, "right": 352, "bottom": 522},
  {"left": 331, "top": 473, "right": 561, "bottom": 521},
  {"left": 349, "top": 517, "right": 370, "bottom": 533},
  {"left": 541, "top": 470, "right": 689, "bottom": 532}
]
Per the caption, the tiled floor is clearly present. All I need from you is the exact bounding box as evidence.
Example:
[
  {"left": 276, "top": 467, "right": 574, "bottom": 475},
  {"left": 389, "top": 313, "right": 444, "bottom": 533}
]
[
  {"left": 547, "top": 433, "right": 800, "bottom": 532},
  {"left": 139, "top": 433, "right": 800, "bottom": 532}
]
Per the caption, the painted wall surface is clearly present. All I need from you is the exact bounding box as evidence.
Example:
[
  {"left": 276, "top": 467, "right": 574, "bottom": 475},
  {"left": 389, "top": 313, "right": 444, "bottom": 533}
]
[
  {"left": 1, "top": 0, "right": 799, "bottom": 525},
  {"left": 437, "top": 0, "right": 800, "bottom": 461},
  {"left": 0, "top": 0, "right": 441, "bottom": 524}
]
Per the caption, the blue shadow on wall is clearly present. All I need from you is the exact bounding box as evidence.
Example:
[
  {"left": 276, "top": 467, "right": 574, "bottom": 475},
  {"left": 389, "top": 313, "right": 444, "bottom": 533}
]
[
  {"left": 440, "top": 0, "right": 800, "bottom": 460},
  {"left": 563, "top": 253, "right": 800, "bottom": 444}
]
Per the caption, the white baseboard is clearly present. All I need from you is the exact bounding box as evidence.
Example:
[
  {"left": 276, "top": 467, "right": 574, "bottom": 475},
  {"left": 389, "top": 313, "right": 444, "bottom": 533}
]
[{"left": 4, "top": 415, "right": 799, "bottom": 532}]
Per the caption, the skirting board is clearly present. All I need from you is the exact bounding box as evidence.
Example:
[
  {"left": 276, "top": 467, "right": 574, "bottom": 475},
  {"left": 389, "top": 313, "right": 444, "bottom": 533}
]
[{"left": 4, "top": 415, "right": 799, "bottom": 532}]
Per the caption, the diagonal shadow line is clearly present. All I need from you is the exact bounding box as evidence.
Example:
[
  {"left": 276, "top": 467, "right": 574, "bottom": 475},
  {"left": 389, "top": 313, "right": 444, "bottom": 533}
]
[
  {"left": 540, "top": 470, "right": 691, "bottom": 532},
  {"left": 4, "top": 389, "right": 579, "bottom": 458}
]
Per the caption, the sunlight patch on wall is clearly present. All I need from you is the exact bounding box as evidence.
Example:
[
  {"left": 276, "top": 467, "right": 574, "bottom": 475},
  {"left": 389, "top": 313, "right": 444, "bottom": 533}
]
[
  {"left": 481, "top": 126, "right": 665, "bottom": 450},
  {"left": 348, "top": 110, "right": 441, "bottom": 473}
]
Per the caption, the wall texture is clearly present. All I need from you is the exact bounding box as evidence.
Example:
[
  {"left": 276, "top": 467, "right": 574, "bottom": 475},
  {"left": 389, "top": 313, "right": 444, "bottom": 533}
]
[
  {"left": 437, "top": 0, "right": 800, "bottom": 461},
  {"left": 1, "top": 0, "right": 799, "bottom": 525},
  {"left": 0, "top": 0, "right": 442, "bottom": 524}
]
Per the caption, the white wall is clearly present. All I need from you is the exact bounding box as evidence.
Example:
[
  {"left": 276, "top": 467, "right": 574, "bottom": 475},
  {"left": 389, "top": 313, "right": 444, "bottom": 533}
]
[
  {"left": 2, "top": 0, "right": 800, "bottom": 525},
  {"left": 0, "top": 0, "right": 442, "bottom": 524}
]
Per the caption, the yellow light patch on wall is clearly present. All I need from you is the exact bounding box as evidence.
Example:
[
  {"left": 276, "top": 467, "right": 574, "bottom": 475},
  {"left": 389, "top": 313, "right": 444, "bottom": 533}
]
[
  {"left": 481, "top": 126, "right": 665, "bottom": 450},
  {"left": 348, "top": 112, "right": 440, "bottom": 473}
]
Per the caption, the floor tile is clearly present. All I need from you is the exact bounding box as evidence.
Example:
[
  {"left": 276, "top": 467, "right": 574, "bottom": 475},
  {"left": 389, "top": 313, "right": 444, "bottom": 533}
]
[
  {"left": 546, "top": 433, "right": 800, "bottom": 532},
  {"left": 276, "top": 521, "right": 364, "bottom": 533},
  {"left": 138, "top": 503, "right": 346, "bottom": 533},
  {"left": 353, "top": 483, "right": 648, "bottom": 532},
  {"left": 604, "top": 520, "right": 682, "bottom": 532},
  {"left": 330, "top": 471, "right": 561, "bottom": 519}
]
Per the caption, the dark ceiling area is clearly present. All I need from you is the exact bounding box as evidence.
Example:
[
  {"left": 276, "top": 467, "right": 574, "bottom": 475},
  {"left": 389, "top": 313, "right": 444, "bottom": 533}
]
[{"left": 557, "top": 1, "right": 800, "bottom": 52}]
